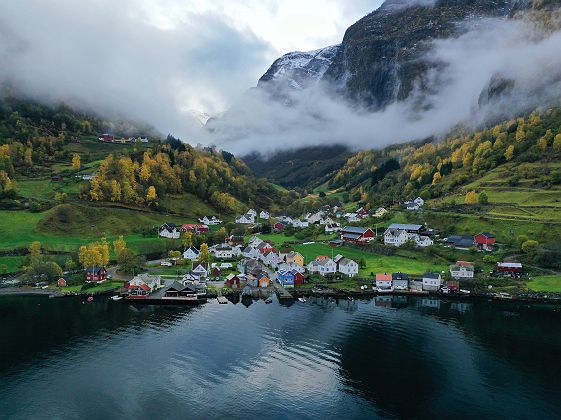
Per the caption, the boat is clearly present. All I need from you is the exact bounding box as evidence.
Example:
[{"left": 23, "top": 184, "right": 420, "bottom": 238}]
[
  {"left": 265, "top": 298, "right": 273, "bottom": 304},
  {"left": 298, "top": 297, "right": 306, "bottom": 303},
  {"left": 87, "top": 295, "right": 94, "bottom": 303},
  {"left": 111, "top": 295, "right": 123, "bottom": 301},
  {"left": 347, "top": 296, "right": 354, "bottom": 301}
]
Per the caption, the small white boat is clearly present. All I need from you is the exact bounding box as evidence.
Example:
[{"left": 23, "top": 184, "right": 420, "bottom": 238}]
[
  {"left": 298, "top": 297, "right": 306, "bottom": 303},
  {"left": 111, "top": 295, "right": 123, "bottom": 301}
]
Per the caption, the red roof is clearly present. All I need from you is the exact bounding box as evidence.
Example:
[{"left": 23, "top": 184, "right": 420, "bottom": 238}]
[
  {"left": 456, "top": 261, "right": 474, "bottom": 267},
  {"left": 376, "top": 274, "right": 392, "bottom": 281}
]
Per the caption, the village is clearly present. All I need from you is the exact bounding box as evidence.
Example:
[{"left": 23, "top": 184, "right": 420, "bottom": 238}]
[{"left": 48, "top": 199, "right": 528, "bottom": 305}]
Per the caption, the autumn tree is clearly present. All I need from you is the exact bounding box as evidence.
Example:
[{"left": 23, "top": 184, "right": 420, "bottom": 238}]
[
  {"left": 554, "top": 134, "right": 561, "bottom": 153},
  {"left": 521, "top": 240, "right": 539, "bottom": 254},
  {"left": 432, "top": 172, "right": 442, "bottom": 185},
  {"left": 110, "top": 179, "right": 121, "bottom": 202},
  {"left": 537, "top": 137, "right": 548, "bottom": 152},
  {"left": 72, "top": 153, "right": 81, "bottom": 170},
  {"left": 113, "top": 235, "right": 127, "bottom": 257},
  {"left": 146, "top": 185, "right": 157, "bottom": 202},
  {"left": 78, "top": 240, "right": 110, "bottom": 269},
  {"left": 182, "top": 231, "right": 193, "bottom": 248},
  {"left": 198, "top": 243, "right": 212, "bottom": 263},
  {"left": 504, "top": 145, "right": 515, "bottom": 161},
  {"left": 465, "top": 191, "right": 478, "bottom": 205}
]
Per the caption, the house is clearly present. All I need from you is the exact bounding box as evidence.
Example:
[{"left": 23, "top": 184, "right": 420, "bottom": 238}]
[
  {"left": 325, "top": 223, "right": 342, "bottom": 233},
  {"left": 225, "top": 273, "right": 241, "bottom": 289},
  {"left": 422, "top": 273, "right": 442, "bottom": 291},
  {"left": 192, "top": 262, "right": 209, "bottom": 278},
  {"left": 211, "top": 266, "right": 221, "bottom": 277},
  {"left": 262, "top": 250, "right": 281, "bottom": 268},
  {"left": 236, "top": 213, "right": 255, "bottom": 224},
  {"left": 392, "top": 273, "right": 409, "bottom": 290},
  {"left": 85, "top": 266, "right": 107, "bottom": 283},
  {"left": 446, "top": 235, "right": 475, "bottom": 250},
  {"left": 334, "top": 255, "right": 359, "bottom": 277},
  {"left": 183, "top": 272, "right": 201, "bottom": 282},
  {"left": 247, "top": 209, "right": 257, "bottom": 217},
  {"left": 497, "top": 262, "right": 523, "bottom": 277},
  {"left": 345, "top": 213, "right": 361, "bottom": 222},
  {"left": 164, "top": 281, "right": 197, "bottom": 299},
  {"left": 341, "top": 226, "right": 375, "bottom": 243},
  {"left": 307, "top": 257, "right": 337, "bottom": 276},
  {"left": 278, "top": 270, "right": 296, "bottom": 288},
  {"left": 375, "top": 274, "right": 393, "bottom": 290},
  {"left": 450, "top": 261, "right": 475, "bottom": 279},
  {"left": 285, "top": 251, "right": 305, "bottom": 267},
  {"left": 183, "top": 247, "right": 200, "bottom": 261},
  {"left": 475, "top": 232, "right": 497, "bottom": 251},
  {"left": 274, "top": 222, "right": 286, "bottom": 232},
  {"left": 384, "top": 228, "right": 410, "bottom": 247},
  {"left": 126, "top": 274, "right": 161, "bottom": 297},
  {"left": 259, "top": 211, "right": 270, "bottom": 220},
  {"left": 213, "top": 244, "right": 234, "bottom": 259},
  {"left": 410, "top": 279, "right": 423, "bottom": 292},
  {"left": 384, "top": 224, "right": 432, "bottom": 247},
  {"left": 159, "top": 223, "right": 180, "bottom": 239},
  {"left": 181, "top": 224, "right": 209, "bottom": 234},
  {"left": 405, "top": 197, "right": 425, "bottom": 211},
  {"left": 291, "top": 219, "right": 309, "bottom": 228},
  {"left": 242, "top": 246, "right": 260, "bottom": 259},
  {"left": 258, "top": 275, "right": 271, "bottom": 288},
  {"left": 57, "top": 278, "right": 67, "bottom": 287},
  {"left": 98, "top": 133, "right": 114, "bottom": 142},
  {"left": 305, "top": 211, "right": 326, "bottom": 224},
  {"left": 374, "top": 207, "right": 388, "bottom": 218},
  {"left": 227, "top": 235, "right": 244, "bottom": 246},
  {"left": 198, "top": 215, "right": 222, "bottom": 225},
  {"left": 446, "top": 280, "right": 460, "bottom": 293}
]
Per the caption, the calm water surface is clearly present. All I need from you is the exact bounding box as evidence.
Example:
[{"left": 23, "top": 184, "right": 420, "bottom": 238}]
[{"left": 1, "top": 295, "right": 560, "bottom": 419}]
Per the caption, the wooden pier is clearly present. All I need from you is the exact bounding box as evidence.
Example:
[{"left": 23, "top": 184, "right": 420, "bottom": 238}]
[
  {"left": 217, "top": 296, "right": 228, "bottom": 304},
  {"left": 274, "top": 282, "right": 294, "bottom": 300}
]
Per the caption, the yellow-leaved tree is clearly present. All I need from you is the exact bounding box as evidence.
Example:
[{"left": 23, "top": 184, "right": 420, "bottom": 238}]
[
  {"left": 78, "top": 240, "right": 110, "bottom": 268},
  {"left": 146, "top": 186, "right": 157, "bottom": 202},
  {"left": 465, "top": 191, "right": 478, "bottom": 205},
  {"left": 72, "top": 153, "right": 81, "bottom": 170},
  {"left": 198, "top": 243, "right": 212, "bottom": 263},
  {"left": 182, "top": 231, "right": 193, "bottom": 248},
  {"left": 504, "top": 145, "right": 515, "bottom": 161},
  {"left": 113, "top": 235, "right": 127, "bottom": 257},
  {"left": 432, "top": 172, "right": 442, "bottom": 185}
]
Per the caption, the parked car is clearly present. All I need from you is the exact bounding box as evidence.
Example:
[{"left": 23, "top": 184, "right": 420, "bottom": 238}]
[{"left": 160, "top": 261, "right": 172, "bottom": 267}]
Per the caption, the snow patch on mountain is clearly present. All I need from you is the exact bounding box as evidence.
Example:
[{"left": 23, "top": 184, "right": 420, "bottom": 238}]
[{"left": 258, "top": 45, "right": 340, "bottom": 91}]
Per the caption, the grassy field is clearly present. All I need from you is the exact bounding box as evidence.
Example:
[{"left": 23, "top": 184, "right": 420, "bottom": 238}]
[
  {"left": 60, "top": 280, "right": 125, "bottom": 294},
  {"left": 0, "top": 256, "right": 26, "bottom": 273},
  {"left": 527, "top": 275, "right": 561, "bottom": 292},
  {"left": 292, "top": 242, "right": 448, "bottom": 277}
]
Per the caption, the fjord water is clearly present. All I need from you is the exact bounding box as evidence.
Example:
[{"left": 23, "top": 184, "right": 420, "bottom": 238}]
[{"left": 1, "top": 296, "right": 560, "bottom": 419}]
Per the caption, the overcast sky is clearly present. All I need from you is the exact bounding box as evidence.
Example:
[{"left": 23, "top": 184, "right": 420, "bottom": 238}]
[{"left": 0, "top": 0, "right": 381, "bottom": 136}]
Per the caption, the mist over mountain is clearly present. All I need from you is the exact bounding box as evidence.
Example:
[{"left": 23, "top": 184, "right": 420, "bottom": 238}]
[{"left": 207, "top": 0, "right": 561, "bottom": 156}]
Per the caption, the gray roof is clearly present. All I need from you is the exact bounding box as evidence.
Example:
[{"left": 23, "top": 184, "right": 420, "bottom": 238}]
[
  {"left": 392, "top": 273, "right": 409, "bottom": 281},
  {"left": 423, "top": 272, "right": 441, "bottom": 279},
  {"left": 388, "top": 223, "right": 423, "bottom": 231},
  {"left": 342, "top": 226, "right": 371, "bottom": 234}
]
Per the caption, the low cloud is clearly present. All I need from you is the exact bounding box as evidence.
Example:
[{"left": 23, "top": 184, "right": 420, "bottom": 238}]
[{"left": 204, "top": 18, "right": 561, "bottom": 155}]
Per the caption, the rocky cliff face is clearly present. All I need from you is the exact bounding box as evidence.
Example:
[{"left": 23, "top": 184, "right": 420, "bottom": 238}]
[{"left": 321, "top": 0, "right": 520, "bottom": 109}]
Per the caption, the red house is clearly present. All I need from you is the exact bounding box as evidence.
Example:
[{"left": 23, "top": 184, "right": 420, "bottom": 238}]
[
  {"left": 474, "top": 232, "right": 496, "bottom": 251},
  {"left": 181, "top": 224, "right": 209, "bottom": 234},
  {"left": 341, "top": 226, "right": 375, "bottom": 243},
  {"left": 98, "top": 134, "right": 114, "bottom": 142},
  {"left": 211, "top": 267, "right": 221, "bottom": 277},
  {"left": 497, "top": 262, "right": 523, "bottom": 276},
  {"left": 57, "top": 278, "right": 67, "bottom": 287},
  {"left": 225, "top": 274, "right": 241, "bottom": 289},
  {"left": 274, "top": 222, "right": 285, "bottom": 231},
  {"left": 293, "top": 271, "right": 305, "bottom": 286},
  {"left": 85, "top": 266, "right": 107, "bottom": 283}
]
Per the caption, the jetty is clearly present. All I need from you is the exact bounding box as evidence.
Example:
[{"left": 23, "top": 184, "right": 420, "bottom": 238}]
[{"left": 274, "top": 282, "right": 294, "bottom": 300}]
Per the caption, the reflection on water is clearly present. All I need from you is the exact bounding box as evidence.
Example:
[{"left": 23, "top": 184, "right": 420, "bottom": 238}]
[{"left": 0, "top": 295, "right": 560, "bottom": 419}]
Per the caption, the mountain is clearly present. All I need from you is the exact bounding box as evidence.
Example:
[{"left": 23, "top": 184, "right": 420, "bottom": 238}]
[
  {"left": 243, "top": 144, "right": 352, "bottom": 189},
  {"left": 258, "top": 45, "right": 340, "bottom": 93}
]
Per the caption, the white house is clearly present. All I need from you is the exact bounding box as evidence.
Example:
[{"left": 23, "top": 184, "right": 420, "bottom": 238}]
[
  {"left": 345, "top": 213, "right": 361, "bottom": 222},
  {"left": 192, "top": 263, "right": 209, "bottom": 278},
  {"left": 291, "top": 219, "right": 309, "bottom": 228},
  {"left": 236, "top": 213, "right": 255, "bottom": 224},
  {"left": 422, "top": 272, "right": 442, "bottom": 291},
  {"left": 325, "top": 223, "right": 342, "bottom": 233},
  {"left": 247, "top": 209, "right": 257, "bottom": 217},
  {"left": 414, "top": 235, "right": 434, "bottom": 247},
  {"left": 374, "top": 207, "right": 388, "bottom": 218},
  {"left": 242, "top": 246, "right": 260, "bottom": 259},
  {"left": 305, "top": 211, "right": 325, "bottom": 224},
  {"left": 334, "top": 255, "right": 359, "bottom": 278},
  {"left": 450, "top": 261, "right": 475, "bottom": 279},
  {"left": 405, "top": 197, "right": 425, "bottom": 211},
  {"left": 259, "top": 211, "right": 270, "bottom": 220},
  {"left": 384, "top": 228, "right": 410, "bottom": 247},
  {"left": 261, "top": 250, "right": 281, "bottom": 268},
  {"left": 129, "top": 273, "right": 162, "bottom": 292},
  {"left": 213, "top": 244, "right": 234, "bottom": 259},
  {"left": 159, "top": 223, "right": 180, "bottom": 239},
  {"left": 307, "top": 258, "right": 337, "bottom": 276},
  {"left": 183, "top": 247, "right": 200, "bottom": 261},
  {"left": 199, "top": 216, "right": 222, "bottom": 225}
]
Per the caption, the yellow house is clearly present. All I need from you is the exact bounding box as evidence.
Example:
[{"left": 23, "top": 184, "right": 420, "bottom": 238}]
[{"left": 286, "top": 251, "right": 304, "bottom": 267}]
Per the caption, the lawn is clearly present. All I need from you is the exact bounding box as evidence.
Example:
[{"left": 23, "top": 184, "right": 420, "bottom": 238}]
[
  {"left": 60, "top": 280, "right": 125, "bottom": 294},
  {"left": 0, "top": 256, "right": 26, "bottom": 273},
  {"left": 292, "top": 242, "right": 447, "bottom": 277},
  {"left": 527, "top": 275, "right": 561, "bottom": 292},
  {"left": 15, "top": 178, "right": 86, "bottom": 201}
]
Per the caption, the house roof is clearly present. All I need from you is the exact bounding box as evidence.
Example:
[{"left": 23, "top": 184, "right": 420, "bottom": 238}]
[
  {"left": 392, "top": 272, "right": 409, "bottom": 281},
  {"left": 498, "top": 262, "right": 522, "bottom": 268},
  {"left": 376, "top": 274, "right": 392, "bottom": 281},
  {"left": 342, "top": 226, "right": 370, "bottom": 235},
  {"left": 86, "top": 266, "right": 106, "bottom": 274},
  {"left": 423, "top": 272, "right": 441, "bottom": 279},
  {"left": 478, "top": 232, "right": 496, "bottom": 238},
  {"left": 338, "top": 258, "right": 356, "bottom": 266},
  {"left": 388, "top": 223, "right": 423, "bottom": 231},
  {"left": 185, "top": 247, "right": 199, "bottom": 254},
  {"left": 167, "top": 281, "right": 187, "bottom": 292},
  {"left": 342, "top": 233, "right": 363, "bottom": 240},
  {"left": 447, "top": 235, "right": 475, "bottom": 247},
  {"left": 456, "top": 261, "right": 474, "bottom": 267}
]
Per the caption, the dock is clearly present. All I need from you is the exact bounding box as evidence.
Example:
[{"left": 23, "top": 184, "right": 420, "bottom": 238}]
[
  {"left": 274, "top": 282, "right": 294, "bottom": 300},
  {"left": 217, "top": 296, "right": 228, "bottom": 304}
]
